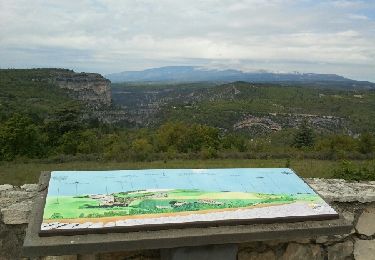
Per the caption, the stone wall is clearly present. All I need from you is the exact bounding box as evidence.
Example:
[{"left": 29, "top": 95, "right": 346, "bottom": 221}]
[
  {"left": 1, "top": 179, "right": 375, "bottom": 260},
  {"left": 0, "top": 184, "right": 38, "bottom": 260}
]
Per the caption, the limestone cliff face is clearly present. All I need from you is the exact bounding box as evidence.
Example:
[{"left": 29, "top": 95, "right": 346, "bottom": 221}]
[{"left": 51, "top": 70, "right": 111, "bottom": 107}]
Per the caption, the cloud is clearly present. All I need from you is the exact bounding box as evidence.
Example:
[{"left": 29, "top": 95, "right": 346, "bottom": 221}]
[
  {"left": 0, "top": 0, "right": 374, "bottom": 81},
  {"left": 331, "top": 0, "right": 365, "bottom": 8}
]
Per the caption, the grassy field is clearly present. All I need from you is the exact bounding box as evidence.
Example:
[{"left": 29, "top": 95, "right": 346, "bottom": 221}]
[{"left": 0, "top": 158, "right": 354, "bottom": 186}]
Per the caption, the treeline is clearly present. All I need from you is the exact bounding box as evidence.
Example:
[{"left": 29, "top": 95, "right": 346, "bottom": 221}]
[{"left": 0, "top": 112, "right": 374, "bottom": 162}]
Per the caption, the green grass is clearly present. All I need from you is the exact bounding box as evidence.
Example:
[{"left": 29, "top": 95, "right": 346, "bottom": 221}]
[{"left": 0, "top": 158, "right": 362, "bottom": 186}]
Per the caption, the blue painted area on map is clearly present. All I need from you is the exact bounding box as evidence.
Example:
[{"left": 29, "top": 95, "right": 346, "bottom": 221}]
[{"left": 47, "top": 168, "right": 315, "bottom": 196}]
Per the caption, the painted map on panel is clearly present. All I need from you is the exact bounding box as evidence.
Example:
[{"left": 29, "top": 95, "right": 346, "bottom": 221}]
[{"left": 40, "top": 168, "right": 338, "bottom": 235}]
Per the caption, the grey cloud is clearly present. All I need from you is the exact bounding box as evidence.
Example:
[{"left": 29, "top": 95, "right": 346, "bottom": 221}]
[{"left": 0, "top": 0, "right": 374, "bottom": 81}]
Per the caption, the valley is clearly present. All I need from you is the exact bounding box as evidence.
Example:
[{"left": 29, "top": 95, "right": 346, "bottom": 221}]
[
  {"left": 0, "top": 68, "right": 374, "bottom": 185},
  {"left": 111, "top": 82, "right": 375, "bottom": 134}
]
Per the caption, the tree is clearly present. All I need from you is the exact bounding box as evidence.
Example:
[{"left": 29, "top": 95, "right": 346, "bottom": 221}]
[
  {"left": 0, "top": 113, "right": 47, "bottom": 160},
  {"left": 77, "top": 129, "right": 100, "bottom": 154},
  {"left": 43, "top": 105, "right": 82, "bottom": 147},
  {"left": 131, "top": 138, "right": 153, "bottom": 161},
  {"left": 155, "top": 122, "right": 186, "bottom": 152},
  {"left": 221, "top": 134, "right": 247, "bottom": 152},
  {"left": 155, "top": 122, "right": 220, "bottom": 154},
  {"left": 59, "top": 131, "right": 80, "bottom": 155},
  {"left": 293, "top": 119, "right": 314, "bottom": 148},
  {"left": 102, "top": 133, "right": 129, "bottom": 160},
  {"left": 358, "top": 133, "right": 374, "bottom": 154}
]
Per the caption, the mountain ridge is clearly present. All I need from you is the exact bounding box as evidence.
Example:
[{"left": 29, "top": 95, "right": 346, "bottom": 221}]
[{"left": 106, "top": 66, "right": 375, "bottom": 89}]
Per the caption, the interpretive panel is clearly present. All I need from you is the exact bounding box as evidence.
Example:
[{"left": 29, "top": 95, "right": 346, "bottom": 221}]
[{"left": 40, "top": 168, "right": 338, "bottom": 235}]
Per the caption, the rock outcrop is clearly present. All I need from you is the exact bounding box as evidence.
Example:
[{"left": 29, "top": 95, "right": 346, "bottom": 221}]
[{"left": 51, "top": 69, "right": 111, "bottom": 107}]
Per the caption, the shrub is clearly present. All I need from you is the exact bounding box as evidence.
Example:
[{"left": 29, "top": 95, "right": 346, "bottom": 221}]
[
  {"left": 293, "top": 119, "right": 314, "bottom": 148},
  {"left": 333, "top": 160, "right": 375, "bottom": 181}
]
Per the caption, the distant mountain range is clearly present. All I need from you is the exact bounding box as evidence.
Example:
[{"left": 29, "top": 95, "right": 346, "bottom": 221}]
[{"left": 106, "top": 66, "right": 375, "bottom": 89}]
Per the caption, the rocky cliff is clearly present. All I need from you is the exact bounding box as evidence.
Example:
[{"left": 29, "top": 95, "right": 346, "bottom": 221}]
[{"left": 51, "top": 69, "right": 112, "bottom": 107}]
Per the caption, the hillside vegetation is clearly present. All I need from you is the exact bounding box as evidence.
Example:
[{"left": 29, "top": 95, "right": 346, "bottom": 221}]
[
  {"left": 0, "top": 69, "right": 374, "bottom": 184},
  {"left": 112, "top": 82, "right": 375, "bottom": 133},
  {"left": 0, "top": 69, "right": 81, "bottom": 121}
]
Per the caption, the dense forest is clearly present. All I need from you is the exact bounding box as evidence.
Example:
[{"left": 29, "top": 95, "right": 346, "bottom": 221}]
[{"left": 1, "top": 69, "right": 374, "bottom": 181}]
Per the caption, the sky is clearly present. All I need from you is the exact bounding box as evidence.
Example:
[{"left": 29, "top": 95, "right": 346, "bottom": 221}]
[
  {"left": 0, "top": 0, "right": 374, "bottom": 81},
  {"left": 47, "top": 168, "right": 314, "bottom": 196}
]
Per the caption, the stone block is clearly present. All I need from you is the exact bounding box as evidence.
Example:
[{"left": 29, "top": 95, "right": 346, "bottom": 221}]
[
  {"left": 315, "top": 236, "right": 329, "bottom": 244},
  {"left": 0, "top": 184, "right": 13, "bottom": 192},
  {"left": 342, "top": 211, "right": 355, "bottom": 224},
  {"left": 21, "top": 183, "right": 39, "bottom": 192},
  {"left": 315, "top": 234, "right": 349, "bottom": 244},
  {"left": 327, "top": 240, "right": 353, "bottom": 260},
  {"left": 356, "top": 205, "right": 375, "bottom": 236},
  {"left": 354, "top": 240, "right": 375, "bottom": 260},
  {"left": 0, "top": 197, "right": 18, "bottom": 208},
  {"left": 238, "top": 250, "right": 276, "bottom": 260},
  {"left": 305, "top": 178, "right": 375, "bottom": 203},
  {"left": 1, "top": 201, "right": 33, "bottom": 224},
  {"left": 3, "top": 190, "right": 35, "bottom": 200},
  {"left": 282, "top": 243, "right": 323, "bottom": 260},
  {"left": 0, "top": 223, "right": 28, "bottom": 259}
]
